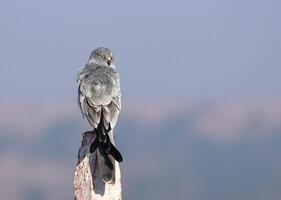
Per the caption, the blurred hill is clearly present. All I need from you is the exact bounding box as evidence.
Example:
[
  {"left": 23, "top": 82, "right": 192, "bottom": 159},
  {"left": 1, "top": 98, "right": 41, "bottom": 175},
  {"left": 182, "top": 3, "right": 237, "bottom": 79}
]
[{"left": 0, "top": 101, "right": 281, "bottom": 200}]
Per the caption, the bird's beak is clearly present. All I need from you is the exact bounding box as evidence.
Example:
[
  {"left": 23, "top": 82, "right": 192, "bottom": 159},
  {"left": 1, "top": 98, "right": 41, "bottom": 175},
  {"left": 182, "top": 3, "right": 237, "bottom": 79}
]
[{"left": 106, "top": 58, "right": 111, "bottom": 65}]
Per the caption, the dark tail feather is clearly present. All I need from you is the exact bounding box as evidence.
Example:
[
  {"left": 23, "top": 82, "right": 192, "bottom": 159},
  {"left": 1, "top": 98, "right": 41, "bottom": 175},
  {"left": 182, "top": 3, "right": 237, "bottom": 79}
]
[
  {"left": 98, "top": 145, "right": 113, "bottom": 169},
  {"left": 109, "top": 141, "right": 123, "bottom": 162},
  {"left": 90, "top": 136, "right": 99, "bottom": 153},
  {"left": 90, "top": 133, "right": 123, "bottom": 162}
]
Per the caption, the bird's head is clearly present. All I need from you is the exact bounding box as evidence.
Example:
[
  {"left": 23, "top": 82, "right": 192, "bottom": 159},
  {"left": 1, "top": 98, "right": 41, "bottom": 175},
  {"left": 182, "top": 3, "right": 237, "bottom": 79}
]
[{"left": 88, "top": 47, "right": 114, "bottom": 67}]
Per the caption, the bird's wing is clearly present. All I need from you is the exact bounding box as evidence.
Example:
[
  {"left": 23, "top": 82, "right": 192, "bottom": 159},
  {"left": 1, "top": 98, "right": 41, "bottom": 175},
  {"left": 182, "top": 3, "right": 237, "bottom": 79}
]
[{"left": 77, "top": 65, "right": 121, "bottom": 129}]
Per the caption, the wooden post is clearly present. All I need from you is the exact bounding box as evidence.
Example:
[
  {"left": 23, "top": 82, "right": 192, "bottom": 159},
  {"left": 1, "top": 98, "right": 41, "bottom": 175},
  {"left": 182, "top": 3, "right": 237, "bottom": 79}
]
[{"left": 74, "top": 131, "right": 122, "bottom": 200}]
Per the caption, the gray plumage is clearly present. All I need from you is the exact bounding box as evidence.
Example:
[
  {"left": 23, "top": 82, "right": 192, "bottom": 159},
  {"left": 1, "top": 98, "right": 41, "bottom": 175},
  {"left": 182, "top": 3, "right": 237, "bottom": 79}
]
[{"left": 77, "top": 47, "right": 122, "bottom": 183}]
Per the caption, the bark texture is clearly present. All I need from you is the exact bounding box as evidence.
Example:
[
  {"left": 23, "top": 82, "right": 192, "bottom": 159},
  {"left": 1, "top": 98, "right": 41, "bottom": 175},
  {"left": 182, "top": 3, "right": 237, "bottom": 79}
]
[{"left": 74, "top": 131, "right": 122, "bottom": 200}]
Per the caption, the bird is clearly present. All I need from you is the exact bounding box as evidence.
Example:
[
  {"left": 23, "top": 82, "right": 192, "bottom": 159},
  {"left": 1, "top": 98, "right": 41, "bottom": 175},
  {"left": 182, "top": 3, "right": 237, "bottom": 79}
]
[{"left": 77, "top": 47, "right": 123, "bottom": 184}]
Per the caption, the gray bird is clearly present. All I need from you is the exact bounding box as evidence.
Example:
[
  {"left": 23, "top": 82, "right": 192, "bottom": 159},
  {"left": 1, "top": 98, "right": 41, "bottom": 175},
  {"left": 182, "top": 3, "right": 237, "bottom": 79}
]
[{"left": 77, "top": 47, "right": 123, "bottom": 184}]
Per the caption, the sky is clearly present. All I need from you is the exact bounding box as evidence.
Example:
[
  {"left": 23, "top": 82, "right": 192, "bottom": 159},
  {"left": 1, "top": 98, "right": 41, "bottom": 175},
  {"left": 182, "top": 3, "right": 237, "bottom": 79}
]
[{"left": 0, "top": 0, "right": 280, "bottom": 103}]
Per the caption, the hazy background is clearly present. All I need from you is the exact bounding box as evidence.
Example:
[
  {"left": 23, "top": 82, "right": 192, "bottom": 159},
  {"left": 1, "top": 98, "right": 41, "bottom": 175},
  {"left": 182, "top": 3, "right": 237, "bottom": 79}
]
[{"left": 0, "top": 0, "right": 281, "bottom": 199}]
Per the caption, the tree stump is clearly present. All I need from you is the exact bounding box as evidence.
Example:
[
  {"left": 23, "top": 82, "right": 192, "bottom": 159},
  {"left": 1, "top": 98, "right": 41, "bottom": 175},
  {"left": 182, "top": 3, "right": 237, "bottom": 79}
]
[{"left": 74, "top": 131, "right": 122, "bottom": 200}]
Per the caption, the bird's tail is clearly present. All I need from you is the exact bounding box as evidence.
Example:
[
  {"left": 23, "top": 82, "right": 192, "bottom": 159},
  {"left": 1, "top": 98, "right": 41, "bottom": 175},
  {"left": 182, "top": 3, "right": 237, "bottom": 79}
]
[{"left": 90, "top": 110, "right": 123, "bottom": 183}]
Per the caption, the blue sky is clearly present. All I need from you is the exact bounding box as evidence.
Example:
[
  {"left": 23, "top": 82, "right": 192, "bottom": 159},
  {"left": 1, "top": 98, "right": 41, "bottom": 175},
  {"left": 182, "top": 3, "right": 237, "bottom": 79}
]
[{"left": 1, "top": 0, "right": 280, "bottom": 102}]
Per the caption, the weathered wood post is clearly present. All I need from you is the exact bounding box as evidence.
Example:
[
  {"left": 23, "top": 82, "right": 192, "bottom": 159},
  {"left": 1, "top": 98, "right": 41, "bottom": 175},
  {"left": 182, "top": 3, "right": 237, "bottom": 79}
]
[{"left": 74, "top": 131, "right": 122, "bottom": 200}]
